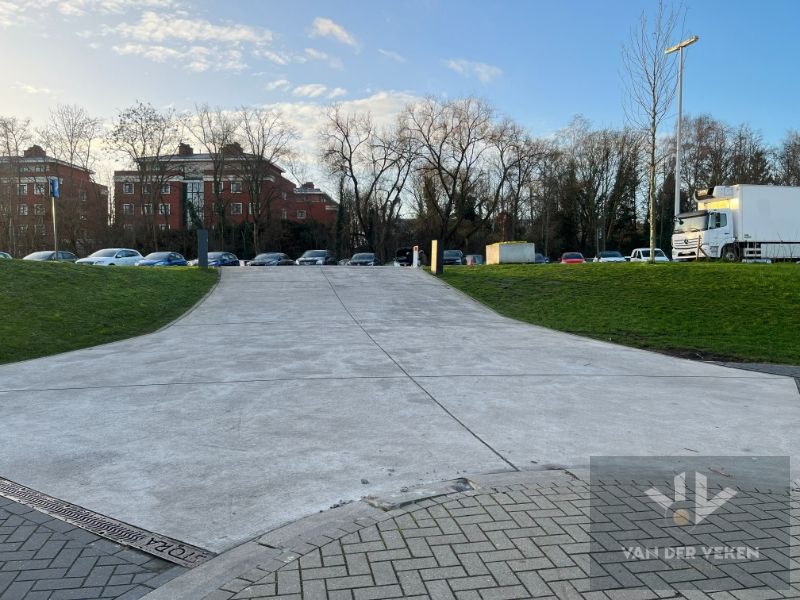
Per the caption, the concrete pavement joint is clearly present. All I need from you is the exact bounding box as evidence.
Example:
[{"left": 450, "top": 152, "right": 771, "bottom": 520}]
[{"left": 319, "top": 268, "right": 520, "bottom": 473}]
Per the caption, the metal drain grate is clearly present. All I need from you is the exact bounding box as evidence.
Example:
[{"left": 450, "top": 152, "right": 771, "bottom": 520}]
[{"left": 0, "top": 476, "right": 215, "bottom": 568}]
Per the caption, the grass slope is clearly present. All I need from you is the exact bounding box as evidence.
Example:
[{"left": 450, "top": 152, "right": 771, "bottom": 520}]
[
  {"left": 0, "top": 261, "right": 218, "bottom": 364},
  {"left": 441, "top": 262, "right": 800, "bottom": 364}
]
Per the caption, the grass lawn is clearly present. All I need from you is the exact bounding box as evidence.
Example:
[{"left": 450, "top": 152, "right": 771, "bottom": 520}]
[
  {"left": 0, "top": 261, "right": 218, "bottom": 364},
  {"left": 440, "top": 262, "right": 800, "bottom": 364}
]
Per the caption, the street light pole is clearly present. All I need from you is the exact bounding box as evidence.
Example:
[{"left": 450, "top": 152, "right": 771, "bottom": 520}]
[{"left": 666, "top": 35, "right": 699, "bottom": 219}]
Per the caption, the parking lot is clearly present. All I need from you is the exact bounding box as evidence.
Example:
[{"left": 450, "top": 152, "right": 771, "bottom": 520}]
[{"left": 0, "top": 266, "right": 797, "bottom": 556}]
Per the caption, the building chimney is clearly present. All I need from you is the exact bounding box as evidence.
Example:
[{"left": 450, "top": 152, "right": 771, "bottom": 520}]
[
  {"left": 23, "top": 145, "right": 46, "bottom": 158},
  {"left": 222, "top": 142, "right": 243, "bottom": 156},
  {"left": 177, "top": 143, "right": 193, "bottom": 156},
  {"left": 302, "top": 182, "right": 314, "bottom": 189}
]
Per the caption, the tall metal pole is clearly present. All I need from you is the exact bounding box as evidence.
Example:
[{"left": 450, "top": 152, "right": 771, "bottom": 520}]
[
  {"left": 674, "top": 46, "right": 684, "bottom": 218},
  {"left": 51, "top": 192, "right": 58, "bottom": 258}
]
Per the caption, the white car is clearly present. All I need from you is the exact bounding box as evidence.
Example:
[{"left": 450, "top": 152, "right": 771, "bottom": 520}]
[
  {"left": 593, "top": 250, "right": 627, "bottom": 263},
  {"left": 76, "top": 248, "right": 143, "bottom": 266},
  {"left": 629, "top": 247, "right": 670, "bottom": 262}
]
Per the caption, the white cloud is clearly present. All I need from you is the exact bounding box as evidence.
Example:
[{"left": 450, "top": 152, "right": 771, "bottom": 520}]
[
  {"left": 445, "top": 58, "right": 502, "bottom": 83},
  {"left": 304, "top": 47, "right": 342, "bottom": 69},
  {"left": 0, "top": 1, "right": 23, "bottom": 27},
  {"left": 56, "top": 0, "right": 177, "bottom": 16},
  {"left": 258, "top": 49, "right": 292, "bottom": 65},
  {"left": 12, "top": 81, "right": 57, "bottom": 95},
  {"left": 309, "top": 17, "right": 357, "bottom": 48},
  {"left": 113, "top": 11, "right": 271, "bottom": 45},
  {"left": 112, "top": 43, "right": 245, "bottom": 72},
  {"left": 327, "top": 87, "right": 346, "bottom": 99},
  {"left": 292, "top": 83, "right": 329, "bottom": 99},
  {"left": 378, "top": 49, "right": 405, "bottom": 63},
  {"left": 266, "top": 79, "right": 291, "bottom": 91}
]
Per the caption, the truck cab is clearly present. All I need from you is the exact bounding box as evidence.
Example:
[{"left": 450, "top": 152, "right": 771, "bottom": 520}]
[{"left": 672, "top": 208, "right": 735, "bottom": 260}]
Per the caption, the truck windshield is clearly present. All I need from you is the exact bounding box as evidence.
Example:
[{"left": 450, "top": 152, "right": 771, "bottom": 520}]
[{"left": 674, "top": 213, "right": 708, "bottom": 233}]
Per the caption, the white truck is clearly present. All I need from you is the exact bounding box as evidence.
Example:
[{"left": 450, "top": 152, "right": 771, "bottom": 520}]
[{"left": 672, "top": 184, "right": 800, "bottom": 261}]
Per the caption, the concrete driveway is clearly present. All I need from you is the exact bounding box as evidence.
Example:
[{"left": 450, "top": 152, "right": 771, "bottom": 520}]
[{"left": 0, "top": 266, "right": 796, "bottom": 553}]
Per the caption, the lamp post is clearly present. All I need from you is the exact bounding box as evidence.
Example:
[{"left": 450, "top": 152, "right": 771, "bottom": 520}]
[{"left": 665, "top": 35, "right": 699, "bottom": 218}]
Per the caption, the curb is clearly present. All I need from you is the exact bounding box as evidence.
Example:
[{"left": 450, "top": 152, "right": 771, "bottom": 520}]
[{"left": 140, "top": 469, "right": 584, "bottom": 600}]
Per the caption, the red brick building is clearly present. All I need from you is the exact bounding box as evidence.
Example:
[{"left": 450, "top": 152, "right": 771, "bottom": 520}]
[
  {"left": 0, "top": 145, "right": 109, "bottom": 256},
  {"left": 112, "top": 144, "right": 338, "bottom": 235}
]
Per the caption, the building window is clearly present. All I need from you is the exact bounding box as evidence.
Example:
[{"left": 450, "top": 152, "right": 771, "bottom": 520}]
[
  {"left": 142, "top": 183, "right": 152, "bottom": 194},
  {"left": 18, "top": 204, "right": 28, "bottom": 216},
  {"left": 122, "top": 182, "right": 134, "bottom": 194},
  {"left": 231, "top": 181, "right": 243, "bottom": 194},
  {"left": 248, "top": 202, "right": 256, "bottom": 215},
  {"left": 34, "top": 204, "right": 46, "bottom": 215},
  {"left": 297, "top": 210, "right": 307, "bottom": 219},
  {"left": 281, "top": 208, "right": 287, "bottom": 220},
  {"left": 231, "top": 203, "right": 242, "bottom": 215},
  {"left": 159, "top": 223, "right": 169, "bottom": 231},
  {"left": 123, "top": 223, "right": 134, "bottom": 232},
  {"left": 79, "top": 189, "right": 87, "bottom": 202},
  {"left": 34, "top": 183, "right": 46, "bottom": 195},
  {"left": 19, "top": 224, "right": 28, "bottom": 233},
  {"left": 159, "top": 203, "right": 170, "bottom": 215},
  {"left": 282, "top": 191, "right": 287, "bottom": 200},
  {"left": 161, "top": 183, "right": 171, "bottom": 195},
  {"left": 122, "top": 203, "right": 134, "bottom": 215},
  {"left": 18, "top": 183, "right": 27, "bottom": 195},
  {"left": 142, "top": 203, "right": 153, "bottom": 215},
  {"left": 34, "top": 224, "right": 45, "bottom": 236},
  {"left": 215, "top": 181, "right": 224, "bottom": 194}
]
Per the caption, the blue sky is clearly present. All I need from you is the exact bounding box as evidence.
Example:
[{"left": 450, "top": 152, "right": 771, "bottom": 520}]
[{"left": 2, "top": 0, "right": 798, "bottom": 164}]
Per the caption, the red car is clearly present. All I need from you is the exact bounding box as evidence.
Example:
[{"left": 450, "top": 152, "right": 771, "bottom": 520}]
[{"left": 560, "top": 252, "right": 586, "bottom": 264}]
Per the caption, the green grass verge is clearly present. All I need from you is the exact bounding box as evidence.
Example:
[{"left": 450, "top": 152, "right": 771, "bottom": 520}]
[
  {"left": 440, "top": 262, "right": 800, "bottom": 364},
  {"left": 0, "top": 261, "right": 219, "bottom": 364}
]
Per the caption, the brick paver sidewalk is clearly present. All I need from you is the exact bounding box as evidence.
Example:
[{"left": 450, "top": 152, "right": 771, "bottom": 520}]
[
  {"left": 0, "top": 495, "right": 182, "bottom": 600},
  {"left": 202, "top": 472, "right": 797, "bottom": 600}
]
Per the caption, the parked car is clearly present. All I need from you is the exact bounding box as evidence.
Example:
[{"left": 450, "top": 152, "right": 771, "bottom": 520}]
[
  {"left": 394, "top": 246, "right": 428, "bottom": 266},
  {"left": 23, "top": 250, "right": 79, "bottom": 263},
  {"left": 187, "top": 252, "right": 240, "bottom": 267},
  {"left": 443, "top": 249, "right": 465, "bottom": 265},
  {"left": 630, "top": 248, "right": 670, "bottom": 262},
  {"left": 76, "top": 248, "right": 142, "bottom": 266},
  {"left": 136, "top": 252, "right": 188, "bottom": 267},
  {"left": 348, "top": 252, "right": 381, "bottom": 266},
  {"left": 465, "top": 254, "right": 484, "bottom": 266},
  {"left": 534, "top": 253, "right": 549, "bottom": 264},
  {"left": 249, "top": 252, "right": 294, "bottom": 266},
  {"left": 0, "top": 251, "right": 11, "bottom": 260},
  {"left": 296, "top": 250, "right": 337, "bottom": 265},
  {"left": 593, "top": 250, "right": 627, "bottom": 263},
  {"left": 560, "top": 252, "right": 586, "bottom": 264}
]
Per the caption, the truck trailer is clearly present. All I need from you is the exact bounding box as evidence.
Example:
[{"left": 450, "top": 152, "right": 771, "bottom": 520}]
[{"left": 672, "top": 184, "right": 800, "bottom": 261}]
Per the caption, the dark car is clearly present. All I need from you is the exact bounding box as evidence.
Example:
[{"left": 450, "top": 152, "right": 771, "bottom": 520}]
[
  {"left": 188, "top": 252, "right": 240, "bottom": 267},
  {"left": 394, "top": 247, "right": 428, "bottom": 266},
  {"left": 348, "top": 252, "right": 381, "bottom": 266},
  {"left": 136, "top": 252, "right": 188, "bottom": 267},
  {"left": 23, "top": 250, "right": 78, "bottom": 262},
  {"left": 296, "top": 250, "right": 337, "bottom": 265},
  {"left": 443, "top": 249, "right": 465, "bottom": 265},
  {"left": 534, "top": 253, "right": 549, "bottom": 264},
  {"left": 249, "top": 252, "right": 294, "bottom": 266}
]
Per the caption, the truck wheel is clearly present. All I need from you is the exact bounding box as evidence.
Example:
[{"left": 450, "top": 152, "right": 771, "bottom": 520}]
[{"left": 722, "top": 245, "right": 739, "bottom": 262}]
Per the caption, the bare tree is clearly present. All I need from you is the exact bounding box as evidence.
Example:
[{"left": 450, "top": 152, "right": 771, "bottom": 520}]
[
  {"left": 234, "top": 106, "right": 297, "bottom": 254},
  {"left": 0, "top": 116, "right": 32, "bottom": 255},
  {"left": 189, "top": 104, "right": 237, "bottom": 245},
  {"left": 107, "top": 101, "right": 185, "bottom": 249},
  {"left": 320, "top": 105, "right": 413, "bottom": 259},
  {"left": 403, "top": 97, "right": 506, "bottom": 247},
  {"left": 622, "top": 0, "right": 679, "bottom": 262},
  {"left": 39, "top": 104, "right": 104, "bottom": 252},
  {"left": 776, "top": 131, "right": 800, "bottom": 186}
]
